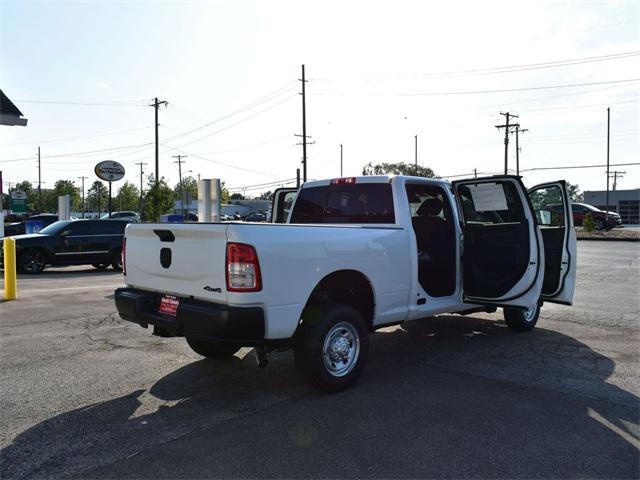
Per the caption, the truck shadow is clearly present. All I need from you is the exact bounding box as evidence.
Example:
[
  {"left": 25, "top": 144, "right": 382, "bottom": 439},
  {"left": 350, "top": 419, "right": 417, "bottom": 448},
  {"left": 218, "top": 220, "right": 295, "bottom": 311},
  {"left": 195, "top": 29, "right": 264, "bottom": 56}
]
[
  {"left": 17, "top": 267, "right": 122, "bottom": 279},
  {"left": 1, "top": 315, "right": 638, "bottom": 479}
]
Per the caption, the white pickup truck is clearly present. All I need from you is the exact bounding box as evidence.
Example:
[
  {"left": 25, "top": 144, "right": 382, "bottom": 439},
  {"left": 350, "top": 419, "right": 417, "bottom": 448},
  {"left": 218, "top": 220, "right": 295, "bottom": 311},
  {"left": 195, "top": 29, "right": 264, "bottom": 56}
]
[{"left": 115, "top": 175, "right": 576, "bottom": 392}]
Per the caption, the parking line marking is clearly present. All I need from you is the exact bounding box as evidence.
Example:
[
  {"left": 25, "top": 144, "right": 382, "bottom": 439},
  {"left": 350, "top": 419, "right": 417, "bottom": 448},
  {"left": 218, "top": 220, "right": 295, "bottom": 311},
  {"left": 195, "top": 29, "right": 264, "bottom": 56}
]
[{"left": 20, "top": 285, "right": 124, "bottom": 293}]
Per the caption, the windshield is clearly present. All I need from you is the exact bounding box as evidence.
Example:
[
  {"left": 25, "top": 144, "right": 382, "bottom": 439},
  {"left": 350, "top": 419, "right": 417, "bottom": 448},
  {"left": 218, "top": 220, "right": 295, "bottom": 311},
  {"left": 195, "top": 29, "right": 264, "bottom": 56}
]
[{"left": 38, "top": 220, "right": 73, "bottom": 235}]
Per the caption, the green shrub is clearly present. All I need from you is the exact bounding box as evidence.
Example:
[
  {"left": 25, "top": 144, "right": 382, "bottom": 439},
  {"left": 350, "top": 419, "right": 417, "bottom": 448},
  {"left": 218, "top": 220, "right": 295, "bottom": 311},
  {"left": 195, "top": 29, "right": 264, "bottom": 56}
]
[{"left": 583, "top": 213, "right": 596, "bottom": 233}]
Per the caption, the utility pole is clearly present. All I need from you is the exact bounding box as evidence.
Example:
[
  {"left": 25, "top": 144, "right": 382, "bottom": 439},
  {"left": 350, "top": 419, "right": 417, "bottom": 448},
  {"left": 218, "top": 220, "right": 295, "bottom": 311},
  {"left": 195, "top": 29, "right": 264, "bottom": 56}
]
[
  {"left": 300, "top": 65, "right": 308, "bottom": 182},
  {"left": 512, "top": 127, "right": 528, "bottom": 176},
  {"left": 150, "top": 97, "right": 167, "bottom": 186},
  {"left": 135, "top": 162, "right": 147, "bottom": 213},
  {"left": 609, "top": 171, "right": 626, "bottom": 191},
  {"left": 606, "top": 107, "right": 610, "bottom": 226},
  {"left": 78, "top": 176, "right": 88, "bottom": 218},
  {"left": 340, "top": 144, "right": 343, "bottom": 177},
  {"left": 37, "top": 146, "right": 41, "bottom": 212},
  {"left": 173, "top": 154, "right": 187, "bottom": 218},
  {"left": 414, "top": 135, "right": 418, "bottom": 167},
  {"left": 495, "top": 112, "right": 519, "bottom": 174},
  {"left": 474, "top": 168, "right": 477, "bottom": 179},
  {"left": 296, "top": 168, "right": 301, "bottom": 188}
]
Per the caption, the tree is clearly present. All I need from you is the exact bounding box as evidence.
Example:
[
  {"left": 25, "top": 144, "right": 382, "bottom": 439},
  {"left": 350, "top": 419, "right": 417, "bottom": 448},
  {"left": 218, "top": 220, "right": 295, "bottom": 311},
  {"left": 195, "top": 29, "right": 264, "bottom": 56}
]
[
  {"left": 87, "top": 180, "right": 109, "bottom": 216},
  {"left": 175, "top": 176, "right": 198, "bottom": 200},
  {"left": 229, "top": 192, "right": 245, "bottom": 201},
  {"left": 115, "top": 181, "right": 141, "bottom": 212},
  {"left": 14, "top": 181, "right": 37, "bottom": 211},
  {"left": 258, "top": 190, "right": 274, "bottom": 201},
  {"left": 567, "top": 182, "right": 583, "bottom": 202},
  {"left": 362, "top": 162, "right": 437, "bottom": 178},
  {"left": 143, "top": 175, "right": 176, "bottom": 221},
  {"left": 52, "top": 180, "right": 81, "bottom": 211}
]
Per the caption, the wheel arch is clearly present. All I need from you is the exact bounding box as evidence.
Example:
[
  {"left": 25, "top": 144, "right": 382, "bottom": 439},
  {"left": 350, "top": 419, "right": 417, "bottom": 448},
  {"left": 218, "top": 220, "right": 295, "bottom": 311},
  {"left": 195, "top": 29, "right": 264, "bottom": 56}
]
[{"left": 299, "top": 269, "right": 376, "bottom": 331}]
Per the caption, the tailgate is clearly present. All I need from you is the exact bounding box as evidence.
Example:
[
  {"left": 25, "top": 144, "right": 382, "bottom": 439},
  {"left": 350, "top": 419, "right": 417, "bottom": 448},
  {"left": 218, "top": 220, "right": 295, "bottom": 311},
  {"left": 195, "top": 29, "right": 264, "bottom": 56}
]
[{"left": 124, "top": 223, "right": 229, "bottom": 304}]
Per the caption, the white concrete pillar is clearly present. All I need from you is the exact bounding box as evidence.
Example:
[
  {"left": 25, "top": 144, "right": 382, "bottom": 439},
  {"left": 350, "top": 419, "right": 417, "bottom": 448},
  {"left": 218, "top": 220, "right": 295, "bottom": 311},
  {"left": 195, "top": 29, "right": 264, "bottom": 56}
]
[{"left": 197, "top": 179, "right": 221, "bottom": 222}]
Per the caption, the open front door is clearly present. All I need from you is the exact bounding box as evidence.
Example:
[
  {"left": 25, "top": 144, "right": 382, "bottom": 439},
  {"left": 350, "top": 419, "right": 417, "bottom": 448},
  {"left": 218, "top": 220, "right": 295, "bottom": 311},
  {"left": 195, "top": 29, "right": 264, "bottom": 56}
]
[
  {"left": 528, "top": 181, "right": 577, "bottom": 305},
  {"left": 271, "top": 188, "right": 298, "bottom": 223},
  {"left": 453, "top": 176, "right": 544, "bottom": 309}
]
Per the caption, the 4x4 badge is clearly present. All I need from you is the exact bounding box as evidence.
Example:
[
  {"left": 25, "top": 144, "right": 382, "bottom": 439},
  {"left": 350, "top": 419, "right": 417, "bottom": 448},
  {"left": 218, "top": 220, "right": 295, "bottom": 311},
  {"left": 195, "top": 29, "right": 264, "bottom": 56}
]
[{"left": 204, "top": 286, "right": 222, "bottom": 293}]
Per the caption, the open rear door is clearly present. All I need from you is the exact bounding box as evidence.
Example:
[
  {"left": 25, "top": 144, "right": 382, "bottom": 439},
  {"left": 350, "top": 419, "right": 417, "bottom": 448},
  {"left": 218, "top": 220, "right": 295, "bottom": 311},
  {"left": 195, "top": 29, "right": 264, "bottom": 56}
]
[
  {"left": 452, "top": 176, "right": 544, "bottom": 309},
  {"left": 271, "top": 188, "right": 298, "bottom": 223},
  {"left": 527, "top": 181, "right": 577, "bottom": 305}
]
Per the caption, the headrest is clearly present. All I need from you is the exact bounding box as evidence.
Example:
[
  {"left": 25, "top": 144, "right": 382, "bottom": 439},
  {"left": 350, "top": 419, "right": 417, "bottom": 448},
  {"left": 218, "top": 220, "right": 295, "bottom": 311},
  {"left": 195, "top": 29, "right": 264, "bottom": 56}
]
[{"left": 417, "top": 197, "right": 442, "bottom": 216}]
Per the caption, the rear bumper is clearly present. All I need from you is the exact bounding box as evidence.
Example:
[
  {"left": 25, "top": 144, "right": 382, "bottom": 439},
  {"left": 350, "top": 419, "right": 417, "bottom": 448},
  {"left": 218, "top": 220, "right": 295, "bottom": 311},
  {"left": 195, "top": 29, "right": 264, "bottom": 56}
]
[{"left": 115, "top": 287, "right": 265, "bottom": 344}]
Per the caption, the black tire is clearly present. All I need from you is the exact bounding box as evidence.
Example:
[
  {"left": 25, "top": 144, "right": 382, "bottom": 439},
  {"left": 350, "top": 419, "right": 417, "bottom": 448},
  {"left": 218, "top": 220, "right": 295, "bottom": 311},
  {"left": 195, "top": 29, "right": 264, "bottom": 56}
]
[
  {"left": 111, "top": 249, "right": 123, "bottom": 271},
  {"left": 185, "top": 337, "right": 240, "bottom": 359},
  {"left": 503, "top": 303, "right": 541, "bottom": 332},
  {"left": 92, "top": 263, "right": 109, "bottom": 270},
  {"left": 596, "top": 219, "right": 605, "bottom": 230},
  {"left": 18, "top": 249, "right": 46, "bottom": 274},
  {"left": 294, "top": 303, "right": 369, "bottom": 393}
]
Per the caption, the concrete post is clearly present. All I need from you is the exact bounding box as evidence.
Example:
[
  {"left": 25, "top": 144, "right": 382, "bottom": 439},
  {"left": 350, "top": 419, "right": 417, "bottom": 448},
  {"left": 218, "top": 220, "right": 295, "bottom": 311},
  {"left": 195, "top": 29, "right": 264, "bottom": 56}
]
[
  {"left": 197, "top": 179, "right": 221, "bottom": 222},
  {"left": 58, "top": 195, "right": 71, "bottom": 220}
]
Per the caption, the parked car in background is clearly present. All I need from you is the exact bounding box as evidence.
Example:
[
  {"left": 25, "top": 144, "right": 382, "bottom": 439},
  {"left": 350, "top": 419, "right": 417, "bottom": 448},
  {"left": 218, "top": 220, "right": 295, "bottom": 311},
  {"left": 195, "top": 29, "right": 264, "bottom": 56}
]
[
  {"left": 1, "top": 219, "right": 128, "bottom": 274},
  {"left": 100, "top": 211, "right": 140, "bottom": 222},
  {"left": 550, "top": 202, "right": 621, "bottom": 230},
  {"left": 2, "top": 214, "right": 59, "bottom": 237},
  {"left": 243, "top": 212, "right": 267, "bottom": 222}
]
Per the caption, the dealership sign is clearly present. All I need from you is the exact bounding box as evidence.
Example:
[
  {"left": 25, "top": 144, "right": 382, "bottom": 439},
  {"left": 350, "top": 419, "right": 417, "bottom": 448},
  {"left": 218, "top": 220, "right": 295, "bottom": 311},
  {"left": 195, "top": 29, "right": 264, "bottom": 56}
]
[
  {"left": 10, "top": 190, "right": 27, "bottom": 213},
  {"left": 94, "top": 161, "right": 125, "bottom": 182}
]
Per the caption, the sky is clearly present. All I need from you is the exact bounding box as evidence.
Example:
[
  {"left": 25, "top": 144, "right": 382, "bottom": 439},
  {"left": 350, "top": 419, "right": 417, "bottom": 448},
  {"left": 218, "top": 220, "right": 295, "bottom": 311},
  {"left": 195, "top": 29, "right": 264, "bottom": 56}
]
[{"left": 1, "top": 0, "right": 638, "bottom": 198}]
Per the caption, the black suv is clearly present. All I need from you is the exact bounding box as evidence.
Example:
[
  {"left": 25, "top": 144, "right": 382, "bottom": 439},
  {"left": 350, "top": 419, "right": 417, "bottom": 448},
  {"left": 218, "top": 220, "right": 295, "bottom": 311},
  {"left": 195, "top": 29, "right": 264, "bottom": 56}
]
[{"left": 4, "top": 219, "right": 128, "bottom": 274}]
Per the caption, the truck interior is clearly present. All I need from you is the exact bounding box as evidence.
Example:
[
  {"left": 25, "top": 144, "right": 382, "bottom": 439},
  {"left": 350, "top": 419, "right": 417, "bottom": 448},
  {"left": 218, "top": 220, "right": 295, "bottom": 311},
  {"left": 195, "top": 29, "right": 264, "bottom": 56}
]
[
  {"left": 406, "top": 184, "right": 456, "bottom": 297},
  {"left": 454, "top": 180, "right": 532, "bottom": 299}
]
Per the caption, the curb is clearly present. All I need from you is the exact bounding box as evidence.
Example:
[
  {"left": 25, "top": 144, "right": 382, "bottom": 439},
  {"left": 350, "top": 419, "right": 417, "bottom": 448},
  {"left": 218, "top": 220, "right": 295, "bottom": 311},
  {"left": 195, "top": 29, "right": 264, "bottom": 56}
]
[{"left": 577, "top": 237, "right": 640, "bottom": 242}]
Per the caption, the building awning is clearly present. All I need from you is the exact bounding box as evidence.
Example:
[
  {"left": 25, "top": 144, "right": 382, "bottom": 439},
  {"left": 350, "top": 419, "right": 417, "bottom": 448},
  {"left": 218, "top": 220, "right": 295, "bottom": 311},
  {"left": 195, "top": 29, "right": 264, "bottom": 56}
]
[{"left": 0, "top": 89, "right": 28, "bottom": 126}]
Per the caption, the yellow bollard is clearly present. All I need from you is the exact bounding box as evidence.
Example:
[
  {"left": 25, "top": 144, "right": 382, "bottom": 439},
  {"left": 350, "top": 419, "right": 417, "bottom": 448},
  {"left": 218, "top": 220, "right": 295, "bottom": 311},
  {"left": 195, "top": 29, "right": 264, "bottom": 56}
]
[{"left": 3, "top": 237, "right": 17, "bottom": 300}]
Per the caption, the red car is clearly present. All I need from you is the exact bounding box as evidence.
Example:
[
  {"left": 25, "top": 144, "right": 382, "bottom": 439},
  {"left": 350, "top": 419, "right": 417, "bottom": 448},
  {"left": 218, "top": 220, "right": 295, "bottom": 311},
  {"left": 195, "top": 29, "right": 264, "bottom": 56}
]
[{"left": 551, "top": 202, "right": 621, "bottom": 230}]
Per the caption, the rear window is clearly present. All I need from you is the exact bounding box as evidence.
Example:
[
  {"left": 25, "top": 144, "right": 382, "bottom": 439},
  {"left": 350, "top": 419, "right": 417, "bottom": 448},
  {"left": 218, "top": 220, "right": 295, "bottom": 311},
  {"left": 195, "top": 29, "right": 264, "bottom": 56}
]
[{"left": 290, "top": 183, "right": 395, "bottom": 224}]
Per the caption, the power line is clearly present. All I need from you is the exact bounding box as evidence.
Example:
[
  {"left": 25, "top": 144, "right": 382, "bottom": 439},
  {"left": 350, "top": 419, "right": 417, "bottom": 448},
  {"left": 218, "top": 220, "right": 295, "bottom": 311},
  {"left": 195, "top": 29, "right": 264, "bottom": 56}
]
[
  {"left": 161, "top": 81, "right": 297, "bottom": 144},
  {"left": 314, "top": 51, "right": 640, "bottom": 82},
  {"left": 159, "top": 144, "right": 280, "bottom": 177},
  {"left": 313, "top": 78, "right": 640, "bottom": 97},
  {"left": 13, "top": 99, "right": 146, "bottom": 107},
  {"left": 0, "top": 126, "right": 153, "bottom": 146},
  {"left": 166, "top": 94, "right": 297, "bottom": 151},
  {"left": 0, "top": 143, "right": 153, "bottom": 163}
]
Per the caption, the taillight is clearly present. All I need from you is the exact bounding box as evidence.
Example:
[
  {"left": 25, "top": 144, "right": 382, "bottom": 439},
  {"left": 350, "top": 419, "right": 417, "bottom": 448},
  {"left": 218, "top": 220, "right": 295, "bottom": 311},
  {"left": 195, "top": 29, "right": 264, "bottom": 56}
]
[
  {"left": 226, "top": 242, "right": 262, "bottom": 292},
  {"left": 122, "top": 238, "right": 127, "bottom": 275},
  {"left": 331, "top": 177, "right": 356, "bottom": 185}
]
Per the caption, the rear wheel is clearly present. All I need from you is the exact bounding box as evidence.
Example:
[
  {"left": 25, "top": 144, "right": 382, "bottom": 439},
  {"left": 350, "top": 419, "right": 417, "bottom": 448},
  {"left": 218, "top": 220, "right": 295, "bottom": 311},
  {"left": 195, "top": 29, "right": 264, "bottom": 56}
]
[
  {"left": 596, "top": 218, "right": 605, "bottom": 230},
  {"left": 294, "top": 303, "right": 369, "bottom": 393},
  {"left": 111, "top": 249, "right": 123, "bottom": 271},
  {"left": 92, "top": 263, "right": 109, "bottom": 270},
  {"left": 18, "top": 249, "right": 46, "bottom": 274},
  {"left": 504, "top": 303, "right": 540, "bottom": 332},
  {"left": 185, "top": 337, "right": 240, "bottom": 359}
]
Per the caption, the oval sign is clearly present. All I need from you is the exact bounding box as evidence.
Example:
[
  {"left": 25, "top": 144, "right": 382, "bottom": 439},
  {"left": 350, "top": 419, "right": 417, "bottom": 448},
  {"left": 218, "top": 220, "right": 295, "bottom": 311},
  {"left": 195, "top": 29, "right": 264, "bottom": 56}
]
[{"left": 95, "top": 160, "right": 125, "bottom": 182}]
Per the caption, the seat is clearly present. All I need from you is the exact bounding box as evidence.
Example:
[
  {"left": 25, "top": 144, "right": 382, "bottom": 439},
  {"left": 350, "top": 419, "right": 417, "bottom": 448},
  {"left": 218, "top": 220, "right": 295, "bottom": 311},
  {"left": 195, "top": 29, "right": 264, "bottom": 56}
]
[{"left": 411, "top": 197, "right": 455, "bottom": 297}]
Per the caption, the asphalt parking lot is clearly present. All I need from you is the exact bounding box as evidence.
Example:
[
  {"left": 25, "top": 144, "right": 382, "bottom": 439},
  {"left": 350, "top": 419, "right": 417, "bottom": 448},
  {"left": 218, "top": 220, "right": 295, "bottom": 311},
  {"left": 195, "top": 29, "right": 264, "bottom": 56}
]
[{"left": 1, "top": 242, "right": 638, "bottom": 479}]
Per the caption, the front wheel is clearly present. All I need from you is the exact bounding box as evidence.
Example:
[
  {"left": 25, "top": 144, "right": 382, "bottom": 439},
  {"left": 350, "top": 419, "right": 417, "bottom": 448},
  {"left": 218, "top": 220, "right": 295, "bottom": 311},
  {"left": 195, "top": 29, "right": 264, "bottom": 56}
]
[
  {"left": 186, "top": 337, "right": 240, "bottom": 359},
  {"left": 92, "top": 263, "right": 109, "bottom": 270},
  {"left": 504, "top": 303, "right": 541, "bottom": 332},
  {"left": 18, "top": 249, "right": 46, "bottom": 274},
  {"left": 294, "top": 304, "right": 369, "bottom": 393}
]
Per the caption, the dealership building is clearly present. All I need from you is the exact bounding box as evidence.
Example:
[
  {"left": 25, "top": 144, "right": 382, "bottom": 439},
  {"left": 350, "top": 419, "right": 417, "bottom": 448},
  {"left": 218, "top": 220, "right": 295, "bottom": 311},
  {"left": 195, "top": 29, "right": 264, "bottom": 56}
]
[{"left": 583, "top": 189, "right": 640, "bottom": 224}]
